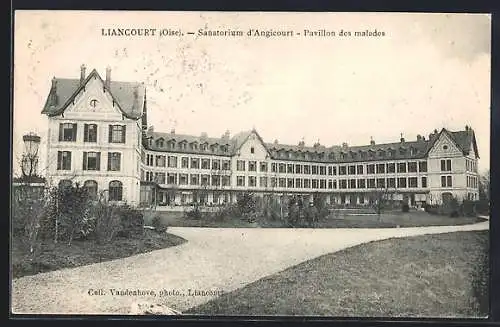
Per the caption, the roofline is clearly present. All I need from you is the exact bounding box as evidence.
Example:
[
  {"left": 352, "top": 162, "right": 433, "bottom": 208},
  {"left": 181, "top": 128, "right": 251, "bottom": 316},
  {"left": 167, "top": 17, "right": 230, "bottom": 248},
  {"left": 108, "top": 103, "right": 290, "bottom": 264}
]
[{"left": 42, "top": 69, "right": 144, "bottom": 120}]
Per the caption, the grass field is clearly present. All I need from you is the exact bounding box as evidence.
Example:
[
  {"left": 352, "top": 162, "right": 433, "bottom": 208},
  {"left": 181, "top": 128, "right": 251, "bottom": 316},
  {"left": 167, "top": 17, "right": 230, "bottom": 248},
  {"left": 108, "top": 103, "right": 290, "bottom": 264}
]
[
  {"left": 151, "top": 210, "right": 486, "bottom": 229},
  {"left": 11, "top": 229, "right": 187, "bottom": 279},
  {"left": 187, "top": 230, "right": 489, "bottom": 317}
]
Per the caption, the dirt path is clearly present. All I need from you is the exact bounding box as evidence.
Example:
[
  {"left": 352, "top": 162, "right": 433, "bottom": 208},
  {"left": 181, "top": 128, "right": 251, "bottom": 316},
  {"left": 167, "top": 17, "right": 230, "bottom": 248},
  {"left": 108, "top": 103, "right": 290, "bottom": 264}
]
[{"left": 11, "top": 221, "right": 488, "bottom": 315}]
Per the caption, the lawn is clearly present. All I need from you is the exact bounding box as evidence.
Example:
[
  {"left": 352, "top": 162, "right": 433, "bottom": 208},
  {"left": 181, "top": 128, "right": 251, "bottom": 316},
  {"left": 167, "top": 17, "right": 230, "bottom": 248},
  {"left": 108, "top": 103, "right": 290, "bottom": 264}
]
[
  {"left": 153, "top": 210, "right": 486, "bottom": 229},
  {"left": 186, "top": 230, "right": 489, "bottom": 318},
  {"left": 11, "top": 229, "right": 187, "bottom": 279}
]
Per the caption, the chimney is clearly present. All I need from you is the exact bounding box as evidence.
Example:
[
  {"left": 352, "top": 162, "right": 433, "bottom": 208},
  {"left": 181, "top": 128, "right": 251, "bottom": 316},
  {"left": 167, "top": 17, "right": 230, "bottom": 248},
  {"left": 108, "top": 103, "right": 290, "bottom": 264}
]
[
  {"left": 370, "top": 137, "right": 375, "bottom": 146},
  {"left": 222, "top": 130, "right": 230, "bottom": 139},
  {"left": 465, "top": 125, "right": 469, "bottom": 131},
  {"left": 400, "top": 133, "right": 405, "bottom": 143},
  {"left": 80, "top": 64, "right": 86, "bottom": 84},
  {"left": 171, "top": 128, "right": 175, "bottom": 135},
  {"left": 342, "top": 142, "right": 348, "bottom": 149},
  {"left": 298, "top": 140, "right": 305, "bottom": 147},
  {"left": 201, "top": 132, "right": 208, "bottom": 138},
  {"left": 50, "top": 77, "right": 58, "bottom": 105},
  {"left": 105, "top": 66, "right": 111, "bottom": 88},
  {"left": 417, "top": 134, "right": 422, "bottom": 142},
  {"left": 274, "top": 139, "right": 279, "bottom": 145}
]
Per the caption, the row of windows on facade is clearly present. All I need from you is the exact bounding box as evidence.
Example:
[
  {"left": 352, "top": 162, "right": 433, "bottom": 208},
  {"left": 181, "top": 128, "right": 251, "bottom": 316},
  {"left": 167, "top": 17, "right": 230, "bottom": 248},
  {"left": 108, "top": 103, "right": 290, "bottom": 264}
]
[
  {"left": 56, "top": 151, "right": 121, "bottom": 171},
  {"left": 466, "top": 175, "right": 479, "bottom": 189},
  {"left": 57, "top": 179, "right": 124, "bottom": 201},
  {"left": 152, "top": 138, "right": 231, "bottom": 153},
  {"left": 142, "top": 155, "right": 432, "bottom": 175},
  {"left": 58, "top": 123, "right": 127, "bottom": 143},
  {"left": 142, "top": 171, "right": 434, "bottom": 189},
  {"left": 465, "top": 158, "right": 478, "bottom": 173}
]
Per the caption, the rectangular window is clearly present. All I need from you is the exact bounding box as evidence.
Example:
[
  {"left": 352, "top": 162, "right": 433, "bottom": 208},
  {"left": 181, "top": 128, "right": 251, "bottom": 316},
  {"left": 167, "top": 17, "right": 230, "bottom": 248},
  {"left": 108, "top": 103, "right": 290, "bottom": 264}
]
[
  {"left": 212, "top": 159, "right": 221, "bottom": 171},
  {"left": 387, "top": 163, "right": 396, "bottom": 173},
  {"left": 387, "top": 178, "right": 396, "bottom": 188},
  {"left": 260, "top": 176, "right": 268, "bottom": 188},
  {"left": 287, "top": 178, "right": 294, "bottom": 188},
  {"left": 83, "top": 152, "right": 101, "bottom": 171},
  {"left": 397, "top": 162, "right": 407, "bottom": 173},
  {"left": 328, "top": 166, "right": 333, "bottom": 175},
  {"left": 328, "top": 180, "right": 333, "bottom": 189},
  {"left": 260, "top": 162, "right": 268, "bottom": 172},
  {"left": 304, "top": 179, "right": 311, "bottom": 188},
  {"left": 408, "top": 162, "right": 418, "bottom": 173},
  {"left": 191, "top": 158, "right": 200, "bottom": 169},
  {"left": 376, "top": 178, "right": 385, "bottom": 189},
  {"left": 57, "top": 151, "right": 72, "bottom": 170},
  {"left": 367, "top": 178, "right": 375, "bottom": 188},
  {"left": 320, "top": 166, "right": 326, "bottom": 175},
  {"left": 357, "top": 179, "right": 366, "bottom": 189},
  {"left": 421, "top": 176, "right": 427, "bottom": 188},
  {"left": 249, "top": 161, "right": 257, "bottom": 172},
  {"left": 271, "top": 163, "right": 277, "bottom": 173},
  {"left": 278, "top": 163, "right": 286, "bottom": 173},
  {"left": 312, "top": 165, "right": 319, "bottom": 175},
  {"left": 376, "top": 164, "right": 385, "bottom": 174},
  {"left": 349, "top": 179, "right": 356, "bottom": 189},
  {"left": 109, "top": 124, "right": 126, "bottom": 143},
  {"left": 295, "top": 178, "right": 302, "bottom": 188},
  {"left": 167, "top": 173, "right": 177, "bottom": 185},
  {"left": 190, "top": 174, "right": 199, "bottom": 185},
  {"left": 181, "top": 157, "right": 189, "bottom": 168},
  {"left": 279, "top": 178, "right": 286, "bottom": 188},
  {"left": 441, "top": 159, "right": 452, "bottom": 172},
  {"left": 408, "top": 177, "right": 418, "bottom": 188},
  {"left": 367, "top": 164, "right": 375, "bottom": 174},
  {"left": 348, "top": 165, "right": 356, "bottom": 175},
  {"left": 222, "top": 176, "right": 230, "bottom": 187},
  {"left": 222, "top": 160, "right": 231, "bottom": 170},
  {"left": 156, "top": 155, "right": 166, "bottom": 167},
  {"left": 212, "top": 175, "right": 221, "bottom": 187},
  {"left": 287, "top": 164, "right": 294, "bottom": 174},
  {"left": 320, "top": 179, "right": 327, "bottom": 189},
  {"left": 339, "top": 179, "right": 347, "bottom": 189},
  {"left": 419, "top": 161, "right": 427, "bottom": 173},
  {"left": 237, "top": 160, "right": 246, "bottom": 171},
  {"left": 312, "top": 179, "right": 320, "bottom": 189},
  {"left": 357, "top": 165, "right": 364, "bottom": 175},
  {"left": 339, "top": 166, "right": 347, "bottom": 175},
  {"left": 295, "top": 164, "right": 302, "bottom": 174},
  {"left": 304, "top": 165, "right": 311, "bottom": 174},
  {"left": 107, "top": 152, "right": 121, "bottom": 171},
  {"left": 237, "top": 176, "right": 245, "bottom": 187},
  {"left": 447, "top": 176, "right": 452, "bottom": 187},
  {"left": 155, "top": 172, "right": 166, "bottom": 184},
  {"left": 84, "top": 124, "right": 97, "bottom": 142},
  {"left": 59, "top": 123, "right": 77, "bottom": 142},
  {"left": 146, "top": 154, "right": 154, "bottom": 166},
  {"left": 201, "top": 158, "right": 210, "bottom": 169},
  {"left": 397, "top": 177, "right": 407, "bottom": 188},
  {"left": 179, "top": 174, "right": 188, "bottom": 185},
  {"left": 201, "top": 174, "right": 209, "bottom": 186}
]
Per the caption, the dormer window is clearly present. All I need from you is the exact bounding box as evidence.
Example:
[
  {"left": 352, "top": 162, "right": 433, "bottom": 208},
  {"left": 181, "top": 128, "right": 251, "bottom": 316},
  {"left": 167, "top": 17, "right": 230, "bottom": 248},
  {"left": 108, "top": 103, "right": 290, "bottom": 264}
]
[
  {"left": 399, "top": 147, "right": 406, "bottom": 155},
  {"left": 156, "top": 138, "right": 164, "bottom": 147},
  {"left": 200, "top": 143, "right": 208, "bottom": 151},
  {"left": 191, "top": 142, "right": 198, "bottom": 150},
  {"left": 378, "top": 150, "right": 386, "bottom": 157}
]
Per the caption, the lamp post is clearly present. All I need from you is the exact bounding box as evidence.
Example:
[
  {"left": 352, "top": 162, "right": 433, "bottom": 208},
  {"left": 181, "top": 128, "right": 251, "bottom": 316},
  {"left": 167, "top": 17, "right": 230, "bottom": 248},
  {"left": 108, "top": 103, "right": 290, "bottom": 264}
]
[{"left": 21, "top": 132, "right": 41, "bottom": 183}]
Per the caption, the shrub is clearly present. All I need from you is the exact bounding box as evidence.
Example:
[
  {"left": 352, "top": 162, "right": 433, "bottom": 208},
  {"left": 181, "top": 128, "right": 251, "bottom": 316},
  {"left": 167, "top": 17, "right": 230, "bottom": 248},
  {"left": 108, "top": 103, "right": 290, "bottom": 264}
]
[
  {"left": 237, "top": 192, "right": 257, "bottom": 220},
  {"left": 92, "top": 202, "right": 121, "bottom": 244},
  {"left": 185, "top": 205, "right": 202, "bottom": 219},
  {"left": 402, "top": 204, "right": 410, "bottom": 212},
  {"left": 116, "top": 205, "right": 144, "bottom": 238},
  {"left": 151, "top": 215, "right": 168, "bottom": 233}
]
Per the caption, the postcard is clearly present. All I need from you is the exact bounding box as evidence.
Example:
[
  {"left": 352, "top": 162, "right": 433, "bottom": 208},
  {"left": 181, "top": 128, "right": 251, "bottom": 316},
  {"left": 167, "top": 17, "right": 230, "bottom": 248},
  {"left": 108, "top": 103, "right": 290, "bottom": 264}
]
[{"left": 11, "top": 10, "right": 491, "bottom": 318}]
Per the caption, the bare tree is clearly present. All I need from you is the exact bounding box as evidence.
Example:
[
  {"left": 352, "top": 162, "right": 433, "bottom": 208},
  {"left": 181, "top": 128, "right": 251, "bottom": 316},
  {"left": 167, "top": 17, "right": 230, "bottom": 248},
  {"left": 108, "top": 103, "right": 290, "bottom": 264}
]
[{"left": 479, "top": 169, "right": 490, "bottom": 202}]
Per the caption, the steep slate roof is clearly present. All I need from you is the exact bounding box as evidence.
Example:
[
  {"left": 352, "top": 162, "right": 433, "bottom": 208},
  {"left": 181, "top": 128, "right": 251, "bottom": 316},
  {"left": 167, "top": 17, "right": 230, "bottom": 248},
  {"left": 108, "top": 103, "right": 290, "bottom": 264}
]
[
  {"left": 143, "top": 126, "right": 478, "bottom": 163},
  {"left": 41, "top": 69, "right": 145, "bottom": 120}
]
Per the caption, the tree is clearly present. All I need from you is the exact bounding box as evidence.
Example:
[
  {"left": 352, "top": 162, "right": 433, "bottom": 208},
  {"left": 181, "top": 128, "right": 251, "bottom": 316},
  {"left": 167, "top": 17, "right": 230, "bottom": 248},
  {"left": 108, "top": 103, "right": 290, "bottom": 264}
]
[{"left": 479, "top": 169, "right": 490, "bottom": 202}]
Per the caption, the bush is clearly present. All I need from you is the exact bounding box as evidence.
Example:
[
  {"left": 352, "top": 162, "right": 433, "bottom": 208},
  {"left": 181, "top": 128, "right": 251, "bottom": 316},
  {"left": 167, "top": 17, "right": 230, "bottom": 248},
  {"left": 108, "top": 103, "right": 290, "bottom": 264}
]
[
  {"left": 185, "top": 205, "right": 202, "bottom": 219},
  {"left": 151, "top": 215, "right": 168, "bottom": 233},
  {"left": 92, "top": 202, "right": 121, "bottom": 244},
  {"left": 402, "top": 204, "right": 410, "bottom": 212},
  {"left": 115, "top": 205, "right": 144, "bottom": 238}
]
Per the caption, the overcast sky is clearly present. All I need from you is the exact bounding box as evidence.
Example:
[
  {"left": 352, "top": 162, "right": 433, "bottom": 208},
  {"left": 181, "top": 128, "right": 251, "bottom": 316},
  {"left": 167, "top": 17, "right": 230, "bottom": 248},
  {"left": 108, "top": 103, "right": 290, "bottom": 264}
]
[{"left": 13, "top": 11, "right": 491, "bottom": 176}]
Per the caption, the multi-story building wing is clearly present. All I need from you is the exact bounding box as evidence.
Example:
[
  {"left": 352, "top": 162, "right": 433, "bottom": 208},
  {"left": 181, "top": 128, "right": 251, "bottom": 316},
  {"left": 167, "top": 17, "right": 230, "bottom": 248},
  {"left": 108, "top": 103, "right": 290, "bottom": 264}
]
[
  {"left": 41, "top": 65, "right": 145, "bottom": 205},
  {"left": 41, "top": 66, "right": 480, "bottom": 208}
]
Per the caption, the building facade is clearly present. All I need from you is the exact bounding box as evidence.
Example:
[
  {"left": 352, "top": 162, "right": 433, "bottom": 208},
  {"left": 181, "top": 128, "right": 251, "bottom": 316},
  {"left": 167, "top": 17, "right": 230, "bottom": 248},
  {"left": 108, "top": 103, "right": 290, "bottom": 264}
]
[{"left": 41, "top": 66, "right": 481, "bottom": 208}]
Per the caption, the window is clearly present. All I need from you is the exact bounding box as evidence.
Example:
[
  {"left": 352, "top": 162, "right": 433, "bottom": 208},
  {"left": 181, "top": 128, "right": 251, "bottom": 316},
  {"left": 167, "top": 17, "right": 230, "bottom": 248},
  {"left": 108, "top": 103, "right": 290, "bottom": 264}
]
[
  {"left": 84, "top": 180, "right": 98, "bottom": 199},
  {"left": 249, "top": 161, "right": 257, "bottom": 172},
  {"left": 339, "top": 179, "right": 347, "bottom": 189},
  {"left": 237, "top": 176, "right": 245, "bottom": 187},
  {"left": 397, "top": 177, "right": 407, "bottom": 188},
  {"left": 260, "top": 177, "right": 268, "bottom": 188},
  {"left": 108, "top": 125, "right": 126, "bottom": 143},
  {"left": 222, "top": 176, "right": 230, "bottom": 187},
  {"left": 190, "top": 174, "right": 199, "bottom": 185},
  {"left": 247, "top": 176, "right": 256, "bottom": 187},
  {"left": 279, "top": 178, "right": 286, "bottom": 187},
  {"left": 320, "top": 179, "right": 327, "bottom": 189},
  {"left": 287, "top": 164, "right": 294, "bottom": 174},
  {"left": 408, "top": 162, "right": 418, "bottom": 173},
  {"left": 271, "top": 163, "right": 277, "bottom": 173},
  {"left": 146, "top": 154, "right": 154, "bottom": 166},
  {"left": 397, "top": 162, "right": 407, "bottom": 173},
  {"left": 198, "top": 158, "right": 209, "bottom": 169},
  {"left": 349, "top": 179, "right": 356, "bottom": 189},
  {"left": 155, "top": 172, "right": 166, "bottom": 184},
  {"left": 250, "top": 147, "right": 255, "bottom": 154},
  {"left": 191, "top": 158, "right": 200, "bottom": 169},
  {"left": 348, "top": 165, "right": 356, "bottom": 175},
  {"left": 312, "top": 165, "right": 319, "bottom": 175},
  {"left": 212, "top": 159, "right": 221, "bottom": 170},
  {"left": 357, "top": 179, "right": 366, "bottom": 189},
  {"left": 181, "top": 157, "right": 189, "bottom": 168},
  {"left": 287, "top": 178, "right": 294, "bottom": 188},
  {"left": 357, "top": 165, "right": 364, "bottom": 175},
  {"left": 441, "top": 176, "right": 453, "bottom": 187},
  {"left": 304, "top": 165, "right": 311, "bottom": 174},
  {"left": 312, "top": 179, "right": 320, "bottom": 189},
  {"left": 376, "top": 178, "right": 385, "bottom": 188},
  {"left": 83, "top": 152, "right": 101, "bottom": 171},
  {"left": 168, "top": 156, "right": 178, "bottom": 168},
  {"left": 237, "top": 160, "right": 246, "bottom": 171},
  {"left": 339, "top": 166, "right": 347, "bottom": 175},
  {"left": 109, "top": 181, "right": 123, "bottom": 201},
  {"left": 419, "top": 161, "right": 427, "bottom": 173},
  {"left": 57, "top": 151, "right": 72, "bottom": 170},
  {"left": 145, "top": 171, "right": 153, "bottom": 182},
  {"left": 367, "top": 178, "right": 376, "bottom": 188},
  {"left": 304, "top": 179, "right": 311, "bottom": 188},
  {"left": 220, "top": 160, "right": 229, "bottom": 170},
  {"left": 167, "top": 173, "right": 177, "bottom": 184},
  {"left": 387, "top": 163, "right": 396, "bottom": 173},
  {"left": 328, "top": 166, "right": 333, "bottom": 175},
  {"left": 201, "top": 174, "right": 210, "bottom": 186},
  {"left": 295, "top": 164, "right": 302, "bottom": 174},
  {"left": 179, "top": 174, "right": 188, "bottom": 185},
  {"left": 441, "top": 159, "right": 452, "bottom": 172},
  {"left": 367, "top": 164, "right": 375, "bottom": 174},
  {"left": 376, "top": 164, "right": 385, "bottom": 174},
  {"left": 387, "top": 178, "right": 396, "bottom": 188},
  {"left": 421, "top": 177, "right": 427, "bottom": 188},
  {"left": 59, "top": 123, "right": 77, "bottom": 142},
  {"left": 156, "top": 155, "right": 166, "bottom": 167},
  {"left": 156, "top": 139, "right": 164, "bottom": 147},
  {"left": 295, "top": 178, "right": 302, "bottom": 188},
  {"left": 107, "top": 152, "right": 121, "bottom": 171},
  {"left": 260, "top": 162, "right": 268, "bottom": 172},
  {"left": 320, "top": 166, "right": 327, "bottom": 175},
  {"left": 279, "top": 163, "right": 286, "bottom": 173},
  {"left": 409, "top": 177, "right": 418, "bottom": 188},
  {"left": 84, "top": 124, "right": 97, "bottom": 142}
]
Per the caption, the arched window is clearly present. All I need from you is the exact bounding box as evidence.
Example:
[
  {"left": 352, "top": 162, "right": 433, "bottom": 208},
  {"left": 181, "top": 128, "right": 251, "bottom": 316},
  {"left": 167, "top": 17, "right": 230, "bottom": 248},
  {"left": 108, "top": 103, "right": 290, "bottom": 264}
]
[
  {"left": 109, "top": 180, "right": 123, "bottom": 201},
  {"left": 58, "top": 179, "right": 72, "bottom": 189},
  {"left": 84, "top": 180, "right": 98, "bottom": 199}
]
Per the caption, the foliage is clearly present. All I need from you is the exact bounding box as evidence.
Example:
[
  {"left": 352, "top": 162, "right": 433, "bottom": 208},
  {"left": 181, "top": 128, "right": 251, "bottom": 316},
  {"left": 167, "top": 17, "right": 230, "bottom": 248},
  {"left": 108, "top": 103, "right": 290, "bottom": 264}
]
[
  {"left": 237, "top": 192, "right": 258, "bottom": 222},
  {"left": 402, "top": 203, "right": 410, "bottom": 213},
  {"left": 185, "top": 205, "right": 202, "bottom": 219},
  {"left": 151, "top": 215, "right": 168, "bottom": 233},
  {"left": 92, "top": 200, "right": 122, "bottom": 244}
]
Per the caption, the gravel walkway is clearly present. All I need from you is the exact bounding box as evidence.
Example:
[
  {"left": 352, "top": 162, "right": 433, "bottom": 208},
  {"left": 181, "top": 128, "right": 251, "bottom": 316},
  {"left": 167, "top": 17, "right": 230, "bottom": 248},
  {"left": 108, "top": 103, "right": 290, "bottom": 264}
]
[{"left": 11, "top": 221, "right": 488, "bottom": 315}]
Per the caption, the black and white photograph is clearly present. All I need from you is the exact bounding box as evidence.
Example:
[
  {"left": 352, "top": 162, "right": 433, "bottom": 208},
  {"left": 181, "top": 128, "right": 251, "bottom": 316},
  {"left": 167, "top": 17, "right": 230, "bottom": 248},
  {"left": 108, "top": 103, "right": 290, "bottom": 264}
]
[{"left": 11, "top": 11, "right": 491, "bottom": 317}]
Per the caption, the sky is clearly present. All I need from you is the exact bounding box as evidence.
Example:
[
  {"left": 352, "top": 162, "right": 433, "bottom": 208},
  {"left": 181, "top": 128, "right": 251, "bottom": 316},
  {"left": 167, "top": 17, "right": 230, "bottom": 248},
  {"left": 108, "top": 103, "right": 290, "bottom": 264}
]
[{"left": 13, "top": 11, "right": 491, "bottom": 176}]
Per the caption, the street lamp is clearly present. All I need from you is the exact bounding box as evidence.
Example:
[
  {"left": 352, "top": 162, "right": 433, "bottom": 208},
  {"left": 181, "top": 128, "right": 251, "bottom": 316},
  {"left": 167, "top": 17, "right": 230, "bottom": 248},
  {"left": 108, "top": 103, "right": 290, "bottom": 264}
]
[{"left": 21, "top": 132, "right": 41, "bottom": 182}]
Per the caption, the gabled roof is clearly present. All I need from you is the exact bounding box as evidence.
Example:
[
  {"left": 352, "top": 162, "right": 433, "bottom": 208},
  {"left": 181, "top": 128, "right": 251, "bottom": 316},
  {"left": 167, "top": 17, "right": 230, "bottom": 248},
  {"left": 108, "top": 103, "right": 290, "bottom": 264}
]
[
  {"left": 41, "top": 69, "right": 145, "bottom": 120},
  {"left": 425, "top": 128, "right": 479, "bottom": 159}
]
